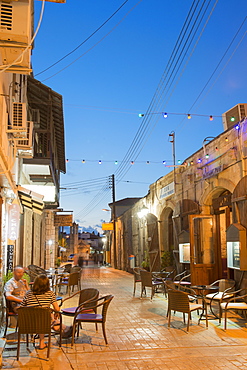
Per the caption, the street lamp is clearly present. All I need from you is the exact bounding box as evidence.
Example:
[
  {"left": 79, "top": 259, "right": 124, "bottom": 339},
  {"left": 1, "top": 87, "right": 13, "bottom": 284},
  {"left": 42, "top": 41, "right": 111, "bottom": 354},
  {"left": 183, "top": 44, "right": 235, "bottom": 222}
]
[{"left": 137, "top": 206, "right": 149, "bottom": 218}]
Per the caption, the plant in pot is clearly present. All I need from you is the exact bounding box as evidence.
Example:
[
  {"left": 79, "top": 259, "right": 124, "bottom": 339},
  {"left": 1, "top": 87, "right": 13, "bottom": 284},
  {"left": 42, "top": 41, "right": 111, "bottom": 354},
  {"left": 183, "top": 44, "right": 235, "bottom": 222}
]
[
  {"left": 161, "top": 250, "right": 174, "bottom": 271},
  {"left": 141, "top": 250, "right": 150, "bottom": 271}
]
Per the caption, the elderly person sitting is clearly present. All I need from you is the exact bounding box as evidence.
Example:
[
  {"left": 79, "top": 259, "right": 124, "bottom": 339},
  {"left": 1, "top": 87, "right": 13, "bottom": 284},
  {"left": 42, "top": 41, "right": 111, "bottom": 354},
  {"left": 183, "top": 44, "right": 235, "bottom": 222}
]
[{"left": 4, "top": 265, "right": 29, "bottom": 313}]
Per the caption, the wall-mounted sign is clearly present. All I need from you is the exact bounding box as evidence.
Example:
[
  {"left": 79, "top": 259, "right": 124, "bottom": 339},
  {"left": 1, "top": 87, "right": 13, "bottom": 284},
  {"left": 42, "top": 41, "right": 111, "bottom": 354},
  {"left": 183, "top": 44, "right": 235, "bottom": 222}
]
[
  {"left": 203, "top": 165, "right": 222, "bottom": 179},
  {"left": 54, "top": 214, "right": 73, "bottom": 226},
  {"left": 102, "top": 222, "right": 113, "bottom": 230},
  {"left": 160, "top": 182, "right": 175, "bottom": 200},
  {"left": 8, "top": 203, "right": 20, "bottom": 241}
]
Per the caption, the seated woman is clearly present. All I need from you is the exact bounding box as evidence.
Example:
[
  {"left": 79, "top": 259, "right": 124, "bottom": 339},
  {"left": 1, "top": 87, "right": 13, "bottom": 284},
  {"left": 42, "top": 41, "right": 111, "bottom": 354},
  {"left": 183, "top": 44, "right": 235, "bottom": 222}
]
[{"left": 21, "top": 274, "right": 72, "bottom": 349}]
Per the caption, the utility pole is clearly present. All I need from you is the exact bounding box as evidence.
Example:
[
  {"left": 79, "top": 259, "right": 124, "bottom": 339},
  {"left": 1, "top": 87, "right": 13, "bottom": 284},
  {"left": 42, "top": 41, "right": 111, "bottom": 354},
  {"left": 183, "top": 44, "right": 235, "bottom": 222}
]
[
  {"left": 111, "top": 174, "right": 117, "bottom": 269},
  {"left": 169, "top": 131, "right": 176, "bottom": 185}
]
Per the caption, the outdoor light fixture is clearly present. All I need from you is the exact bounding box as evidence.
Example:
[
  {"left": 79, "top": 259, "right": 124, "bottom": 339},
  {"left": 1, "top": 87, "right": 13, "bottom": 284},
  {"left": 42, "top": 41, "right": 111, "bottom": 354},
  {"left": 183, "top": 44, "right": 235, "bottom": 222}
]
[
  {"left": 163, "top": 160, "right": 166, "bottom": 165},
  {"left": 235, "top": 124, "right": 240, "bottom": 130},
  {"left": 137, "top": 206, "right": 149, "bottom": 218},
  {"left": 139, "top": 113, "right": 144, "bottom": 117},
  {"left": 197, "top": 158, "right": 202, "bottom": 163},
  {"left": 98, "top": 160, "right": 102, "bottom": 165},
  {"left": 209, "top": 115, "right": 213, "bottom": 121},
  {"left": 230, "top": 116, "right": 235, "bottom": 122},
  {"left": 187, "top": 114, "right": 191, "bottom": 119},
  {"left": 205, "top": 154, "right": 209, "bottom": 159},
  {"left": 163, "top": 112, "right": 168, "bottom": 118}
]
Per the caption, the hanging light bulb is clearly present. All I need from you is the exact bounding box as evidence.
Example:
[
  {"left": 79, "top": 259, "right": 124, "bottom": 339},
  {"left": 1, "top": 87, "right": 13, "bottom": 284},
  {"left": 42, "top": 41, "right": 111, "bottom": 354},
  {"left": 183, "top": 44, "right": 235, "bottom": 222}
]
[
  {"left": 197, "top": 158, "right": 202, "bottom": 163},
  {"left": 82, "top": 159, "right": 86, "bottom": 164},
  {"left": 230, "top": 116, "right": 235, "bottom": 122},
  {"left": 209, "top": 115, "right": 213, "bottom": 121},
  {"left": 98, "top": 160, "right": 102, "bottom": 165},
  {"left": 138, "top": 113, "right": 144, "bottom": 118},
  {"left": 163, "top": 112, "right": 168, "bottom": 118},
  {"left": 114, "top": 160, "right": 118, "bottom": 165},
  {"left": 235, "top": 124, "right": 240, "bottom": 130},
  {"left": 205, "top": 154, "right": 209, "bottom": 159},
  {"left": 66, "top": 159, "right": 69, "bottom": 163},
  {"left": 225, "top": 137, "right": 228, "bottom": 142},
  {"left": 130, "top": 161, "right": 134, "bottom": 165},
  {"left": 187, "top": 114, "right": 191, "bottom": 119},
  {"left": 162, "top": 160, "right": 166, "bottom": 165},
  {"left": 146, "top": 161, "right": 150, "bottom": 164},
  {"left": 177, "top": 160, "right": 181, "bottom": 164}
]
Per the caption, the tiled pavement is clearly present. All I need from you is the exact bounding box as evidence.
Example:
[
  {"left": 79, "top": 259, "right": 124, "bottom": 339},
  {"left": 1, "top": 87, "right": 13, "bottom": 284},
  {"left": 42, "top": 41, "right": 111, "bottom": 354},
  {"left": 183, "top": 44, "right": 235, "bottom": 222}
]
[{"left": 2, "top": 265, "right": 247, "bottom": 369}]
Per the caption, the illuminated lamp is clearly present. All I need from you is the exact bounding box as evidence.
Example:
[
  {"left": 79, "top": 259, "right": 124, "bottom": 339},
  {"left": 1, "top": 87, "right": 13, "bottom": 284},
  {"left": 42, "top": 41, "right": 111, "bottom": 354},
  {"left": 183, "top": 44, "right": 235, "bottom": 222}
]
[
  {"left": 115, "top": 160, "right": 118, "bottom": 165},
  {"left": 215, "top": 147, "right": 218, "bottom": 151},
  {"left": 235, "top": 124, "right": 240, "bottom": 130},
  {"left": 225, "top": 137, "right": 228, "bottom": 142},
  {"left": 190, "top": 160, "right": 194, "bottom": 165},
  {"left": 205, "top": 154, "right": 209, "bottom": 159},
  {"left": 197, "top": 158, "right": 202, "bottom": 163},
  {"left": 139, "top": 113, "right": 144, "bottom": 117},
  {"left": 66, "top": 159, "right": 69, "bottom": 163},
  {"left": 98, "top": 160, "right": 102, "bottom": 165},
  {"left": 163, "top": 112, "right": 168, "bottom": 118},
  {"left": 162, "top": 160, "right": 166, "bottom": 165},
  {"left": 209, "top": 115, "right": 213, "bottom": 121},
  {"left": 230, "top": 116, "right": 235, "bottom": 122},
  {"left": 82, "top": 159, "right": 86, "bottom": 163},
  {"left": 146, "top": 161, "right": 150, "bottom": 164},
  {"left": 187, "top": 114, "right": 191, "bottom": 119},
  {"left": 177, "top": 160, "right": 181, "bottom": 164},
  {"left": 130, "top": 161, "right": 134, "bottom": 165}
]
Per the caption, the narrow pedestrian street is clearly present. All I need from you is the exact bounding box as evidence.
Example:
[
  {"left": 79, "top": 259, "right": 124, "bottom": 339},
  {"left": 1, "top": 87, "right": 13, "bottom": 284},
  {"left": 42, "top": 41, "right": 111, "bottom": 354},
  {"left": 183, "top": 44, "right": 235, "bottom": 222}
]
[{"left": 2, "top": 264, "right": 247, "bottom": 370}]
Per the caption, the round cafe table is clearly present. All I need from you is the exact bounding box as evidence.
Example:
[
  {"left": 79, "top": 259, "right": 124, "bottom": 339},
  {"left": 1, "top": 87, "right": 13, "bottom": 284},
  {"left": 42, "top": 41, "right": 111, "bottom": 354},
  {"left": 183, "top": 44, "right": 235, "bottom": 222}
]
[{"left": 191, "top": 284, "right": 219, "bottom": 319}]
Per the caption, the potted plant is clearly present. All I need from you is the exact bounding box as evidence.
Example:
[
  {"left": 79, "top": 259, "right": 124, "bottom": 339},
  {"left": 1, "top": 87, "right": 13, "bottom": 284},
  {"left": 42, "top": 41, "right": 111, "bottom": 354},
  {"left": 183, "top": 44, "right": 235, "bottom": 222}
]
[
  {"left": 141, "top": 250, "right": 150, "bottom": 271},
  {"left": 161, "top": 250, "right": 174, "bottom": 271}
]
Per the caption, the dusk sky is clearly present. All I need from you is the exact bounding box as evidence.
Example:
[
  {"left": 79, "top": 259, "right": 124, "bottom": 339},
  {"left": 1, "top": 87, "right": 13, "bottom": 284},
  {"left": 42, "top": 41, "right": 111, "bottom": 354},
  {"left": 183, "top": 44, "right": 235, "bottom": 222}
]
[{"left": 32, "top": 0, "right": 247, "bottom": 233}]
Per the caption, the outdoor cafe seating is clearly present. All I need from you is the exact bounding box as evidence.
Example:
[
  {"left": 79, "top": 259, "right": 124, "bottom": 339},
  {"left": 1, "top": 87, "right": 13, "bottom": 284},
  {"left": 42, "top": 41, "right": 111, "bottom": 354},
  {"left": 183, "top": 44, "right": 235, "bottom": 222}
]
[
  {"left": 219, "top": 288, "right": 247, "bottom": 329},
  {"left": 71, "top": 294, "right": 114, "bottom": 346},
  {"left": 205, "top": 279, "right": 235, "bottom": 319},
  {"left": 140, "top": 269, "right": 165, "bottom": 300},
  {"left": 167, "top": 288, "right": 208, "bottom": 331}
]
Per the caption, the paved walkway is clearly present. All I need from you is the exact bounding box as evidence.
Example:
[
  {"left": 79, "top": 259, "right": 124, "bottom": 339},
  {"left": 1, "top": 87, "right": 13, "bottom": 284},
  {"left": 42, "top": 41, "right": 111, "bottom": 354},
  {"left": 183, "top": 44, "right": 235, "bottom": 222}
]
[{"left": 2, "top": 265, "right": 247, "bottom": 369}]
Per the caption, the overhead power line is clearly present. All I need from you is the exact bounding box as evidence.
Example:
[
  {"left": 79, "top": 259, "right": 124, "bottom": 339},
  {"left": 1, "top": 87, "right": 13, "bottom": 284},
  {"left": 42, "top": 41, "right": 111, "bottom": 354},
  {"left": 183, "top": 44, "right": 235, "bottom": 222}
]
[{"left": 35, "top": 0, "right": 130, "bottom": 77}]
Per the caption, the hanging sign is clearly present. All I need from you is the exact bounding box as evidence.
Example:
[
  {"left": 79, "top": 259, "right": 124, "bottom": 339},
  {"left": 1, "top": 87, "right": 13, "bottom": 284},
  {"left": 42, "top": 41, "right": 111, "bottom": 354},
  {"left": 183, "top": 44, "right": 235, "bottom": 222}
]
[
  {"left": 8, "top": 203, "right": 20, "bottom": 241},
  {"left": 102, "top": 222, "right": 113, "bottom": 230},
  {"left": 54, "top": 214, "right": 73, "bottom": 226}
]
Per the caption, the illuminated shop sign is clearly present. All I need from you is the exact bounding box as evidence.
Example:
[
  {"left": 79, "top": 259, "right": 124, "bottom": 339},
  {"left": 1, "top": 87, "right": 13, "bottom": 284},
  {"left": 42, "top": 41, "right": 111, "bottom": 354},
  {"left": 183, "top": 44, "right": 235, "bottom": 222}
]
[{"left": 160, "top": 182, "right": 175, "bottom": 199}]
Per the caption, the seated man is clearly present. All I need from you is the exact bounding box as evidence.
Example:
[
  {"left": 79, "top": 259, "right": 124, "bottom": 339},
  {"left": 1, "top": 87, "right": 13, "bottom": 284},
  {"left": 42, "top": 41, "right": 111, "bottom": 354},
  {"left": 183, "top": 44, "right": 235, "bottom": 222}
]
[{"left": 4, "top": 265, "right": 29, "bottom": 313}]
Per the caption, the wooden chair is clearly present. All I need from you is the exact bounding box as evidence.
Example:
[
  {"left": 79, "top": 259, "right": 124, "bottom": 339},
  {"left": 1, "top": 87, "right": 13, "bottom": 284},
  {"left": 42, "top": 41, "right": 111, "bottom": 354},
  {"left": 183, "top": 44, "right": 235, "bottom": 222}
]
[
  {"left": 220, "top": 288, "right": 247, "bottom": 329},
  {"left": 167, "top": 289, "right": 207, "bottom": 331},
  {"left": 16, "top": 306, "right": 62, "bottom": 360},
  {"left": 140, "top": 269, "right": 165, "bottom": 300},
  {"left": 3, "top": 292, "right": 18, "bottom": 337},
  {"left": 71, "top": 295, "right": 114, "bottom": 346}
]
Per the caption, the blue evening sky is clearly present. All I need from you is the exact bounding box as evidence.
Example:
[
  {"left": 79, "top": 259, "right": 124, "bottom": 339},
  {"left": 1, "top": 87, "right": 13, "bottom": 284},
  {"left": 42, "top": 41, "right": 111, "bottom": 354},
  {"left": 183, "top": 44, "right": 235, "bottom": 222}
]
[{"left": 32, "top": 0, "right": 247, "bottom": 232}]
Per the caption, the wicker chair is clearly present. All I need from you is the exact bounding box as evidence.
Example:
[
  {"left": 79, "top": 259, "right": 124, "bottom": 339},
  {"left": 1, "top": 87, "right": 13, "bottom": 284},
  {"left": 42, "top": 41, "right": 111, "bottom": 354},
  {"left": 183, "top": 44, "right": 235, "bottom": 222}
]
[
  {"left": 3, "top": 292, "right": 18, "bottom": 337},
  {"left": 71, "top": 295, "right": 114, "bottom": 346},
  {"left": 16, "top": 306, "right": 62, "bottom": 360},
  {"left": 26, "top": 265, "right": 47, "bottom": 282},
  {"left": 205, "top": 279, "right": 235, "bottom": 319},
  {"left": 219, "top": 288, "right": 247, "bottom": 329},
  {"left": 167, "top": 289, "right": 207, "bottom": 331},
  {"left": 133, "top": 267, "right": 143, "bottom": 296},
  {"left": 57, "top": 271, "right": 81, "bottom": 295},
  {"left": 140, "top": 269, "right": 165, "bottom": 300}
]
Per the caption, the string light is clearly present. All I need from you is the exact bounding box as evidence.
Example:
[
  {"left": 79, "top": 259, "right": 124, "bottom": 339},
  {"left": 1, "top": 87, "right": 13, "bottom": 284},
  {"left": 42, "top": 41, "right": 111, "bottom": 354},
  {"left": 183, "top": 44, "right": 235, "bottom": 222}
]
[
  {"left": 114, "top": 160, "right": 118, "bottom": 165},
  {"left": 197, "top": 158, "right": 202, "bottom": 163},
  {"left": 138, "top": 113, "right": 144, "bottom": 117},
  {"left": 230, "top": 116, "right": 235, "bottom": 122},
  {"left": 130, "top": 161, "right": 134, "bottom": 165},
  {"left": 209, "top": 115, "right": 213, "bottom": 121},
  {"left": 187, "top": 114, "right": 191, "bottom": 119},
  {"left": 163, "top": 160, "right": 166, "bottom": 165},
  {"left": 205, "top": 154, "right": 209, "bottom": 159},
  {"left": 235, "top": 124, "right": 240, "bottom": 130},
  {"left": 163, "top": 112, "right": 168, "bottom": 118},
  {"left": 66, "top": 159, "right": 69, "bottom": 163},
  {"left": 146, "top": 161, "right": 150, "bottom": 164},
  {"left": 177, "top": 160, "right": 181, "bottom": 164},
  {"left": 225, "top": 137, "right": 228, "bottom": 142},
  {"left": 82, "top": 159, "right": 86, "bottom": 163},
  {"left": 137, "top": 111, "right": 221, "bottom": 120},
  {"left": 98, "top": 160, "right": 102, "bottom": 165}
]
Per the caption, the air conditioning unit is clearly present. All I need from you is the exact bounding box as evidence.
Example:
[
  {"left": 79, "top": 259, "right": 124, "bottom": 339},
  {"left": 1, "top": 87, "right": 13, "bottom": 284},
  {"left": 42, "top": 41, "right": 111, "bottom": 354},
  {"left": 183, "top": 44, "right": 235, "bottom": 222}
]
[
  {"left": 7, "top": 101, "right": 27, "bottom": 136},
  {"left": 0, "top": 0, "right": 32, "bottom": 74},
  {"left": 222, "top": 104, "right": 247, "bottom": 131}
]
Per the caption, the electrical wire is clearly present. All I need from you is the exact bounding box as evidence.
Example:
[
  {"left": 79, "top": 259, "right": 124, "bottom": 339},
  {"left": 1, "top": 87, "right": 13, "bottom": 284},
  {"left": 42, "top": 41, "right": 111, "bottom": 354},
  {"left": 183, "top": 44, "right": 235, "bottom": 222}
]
[
  {"left": 39, "top": 0, "right": 143, "bottom": 82},
  {"left": 0, "top": 0, "right": 45, "bottom": 73},
  {"left": 35, "top": 0, "right": 129, "bottom": 77}
]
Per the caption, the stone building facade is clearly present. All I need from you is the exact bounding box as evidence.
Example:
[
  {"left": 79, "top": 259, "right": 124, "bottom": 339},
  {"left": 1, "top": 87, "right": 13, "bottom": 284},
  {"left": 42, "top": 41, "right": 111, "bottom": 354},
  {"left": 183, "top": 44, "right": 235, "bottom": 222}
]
[{"left": 113, "top": 109, "right": 247, "bottom": 287}]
